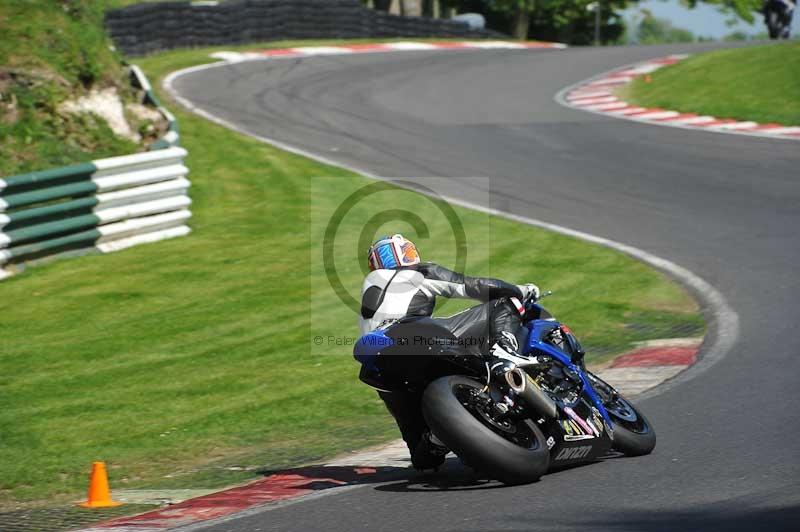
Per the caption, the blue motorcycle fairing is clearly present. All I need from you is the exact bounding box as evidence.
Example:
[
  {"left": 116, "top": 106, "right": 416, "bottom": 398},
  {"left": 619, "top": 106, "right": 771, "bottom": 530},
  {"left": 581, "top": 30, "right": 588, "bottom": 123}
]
[
  {"left": 524, "top": 319, "right": 614, "bottom": 430},
  {"left": 353, "top": 329, "right": 394, "bottom": 372},
  {"left": 353, "top": 310, "right": 614, "bottom": 431}
]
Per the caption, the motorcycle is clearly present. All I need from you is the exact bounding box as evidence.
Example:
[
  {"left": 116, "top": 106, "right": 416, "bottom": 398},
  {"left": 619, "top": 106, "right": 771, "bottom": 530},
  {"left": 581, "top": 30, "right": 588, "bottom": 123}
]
[
  {"left": 353, "top": 291, "right": 656, "bottom": 485},
  {"left": 764, "top": 0, "right": 795, "bottom": 39}
]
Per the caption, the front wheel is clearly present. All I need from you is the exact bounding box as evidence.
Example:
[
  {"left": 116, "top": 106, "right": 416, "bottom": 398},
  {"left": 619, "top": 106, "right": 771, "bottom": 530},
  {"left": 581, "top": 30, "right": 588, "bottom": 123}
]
[
  {"left": 422, "top": 375, "right": 550, "bottom": 484},
  {"left": 587, "top": 372, "right": 656, "bottom": 456}
]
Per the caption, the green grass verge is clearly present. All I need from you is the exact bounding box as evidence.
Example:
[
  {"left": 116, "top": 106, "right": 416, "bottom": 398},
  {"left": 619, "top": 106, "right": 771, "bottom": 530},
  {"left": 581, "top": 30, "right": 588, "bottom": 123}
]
[
  {"left": 0, "top": 45, "right": 702, "bottom": 509},
  {"left": 620, "top": 42, "right": 800, "bottom": 126}
]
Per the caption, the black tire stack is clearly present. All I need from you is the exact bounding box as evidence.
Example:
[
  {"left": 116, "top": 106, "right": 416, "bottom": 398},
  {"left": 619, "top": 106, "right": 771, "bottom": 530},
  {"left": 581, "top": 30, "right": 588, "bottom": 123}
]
[{"left": 105, "top": 0, "right": 505, "bottom": 57}]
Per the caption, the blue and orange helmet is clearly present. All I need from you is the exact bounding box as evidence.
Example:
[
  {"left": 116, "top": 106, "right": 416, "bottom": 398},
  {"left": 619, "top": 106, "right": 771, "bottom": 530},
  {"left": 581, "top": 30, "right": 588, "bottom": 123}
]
[{"left": 367, "top": 234, "right": 420, "bottom": 271}]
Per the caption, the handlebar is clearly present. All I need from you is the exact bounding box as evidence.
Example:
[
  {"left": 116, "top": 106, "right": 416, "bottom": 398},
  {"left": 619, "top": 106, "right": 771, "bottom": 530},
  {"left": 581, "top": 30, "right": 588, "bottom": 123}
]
[{"left": 524, "top": 289, "right": 552, "bottom": 308}]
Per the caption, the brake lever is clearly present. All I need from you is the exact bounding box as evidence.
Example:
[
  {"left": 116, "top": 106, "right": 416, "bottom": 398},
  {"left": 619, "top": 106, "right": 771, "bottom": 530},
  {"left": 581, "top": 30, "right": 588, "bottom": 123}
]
[{"left": 525, "top": 289, "right": 552, "bottom": 307}]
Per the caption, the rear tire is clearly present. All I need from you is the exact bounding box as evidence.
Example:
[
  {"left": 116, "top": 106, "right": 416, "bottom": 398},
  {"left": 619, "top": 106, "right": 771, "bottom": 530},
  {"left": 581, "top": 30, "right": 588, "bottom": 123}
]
[{"left": 422, "top": 375, "right": 550, "bottom": 484}]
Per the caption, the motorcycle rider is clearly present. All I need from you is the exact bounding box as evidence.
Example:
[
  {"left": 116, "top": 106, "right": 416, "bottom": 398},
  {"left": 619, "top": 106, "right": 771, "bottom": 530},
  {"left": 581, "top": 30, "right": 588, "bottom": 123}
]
[
  {"left": 359, "top": 234, "right": 540, "bottom": 470},
  {"left": 764, "top": 0, "right": 796, "bottom": 39}
]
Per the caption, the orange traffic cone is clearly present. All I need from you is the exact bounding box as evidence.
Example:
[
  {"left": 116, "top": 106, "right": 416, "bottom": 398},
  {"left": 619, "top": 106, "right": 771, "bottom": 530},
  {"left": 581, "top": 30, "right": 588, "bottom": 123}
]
[{"left": 78, "top": 461, "right": 122, "bottom": 508}]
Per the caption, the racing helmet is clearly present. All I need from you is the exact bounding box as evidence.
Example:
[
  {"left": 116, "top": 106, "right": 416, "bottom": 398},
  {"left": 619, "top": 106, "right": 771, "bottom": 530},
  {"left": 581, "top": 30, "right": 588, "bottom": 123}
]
[{"left": 367, "top": 234, "right": 420, "bottom": 271}]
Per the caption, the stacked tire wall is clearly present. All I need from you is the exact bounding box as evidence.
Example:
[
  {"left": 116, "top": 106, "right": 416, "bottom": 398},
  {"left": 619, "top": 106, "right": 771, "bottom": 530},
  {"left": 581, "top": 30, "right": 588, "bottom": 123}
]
[{"left": 105, "top": 0, "right": 503, "bottom": 56}]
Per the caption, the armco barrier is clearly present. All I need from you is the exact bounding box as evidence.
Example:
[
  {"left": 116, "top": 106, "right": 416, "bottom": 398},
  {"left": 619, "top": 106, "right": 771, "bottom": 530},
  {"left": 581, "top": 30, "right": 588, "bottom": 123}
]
[
  {"left": 130, "top": 64, "right": 181, "bottom": 149},
  {"left": 105, "top": 0, "right": 503, "bottom": 56},
  {"left": 0, "top": 67, "right": 191, "bottom": 281}
]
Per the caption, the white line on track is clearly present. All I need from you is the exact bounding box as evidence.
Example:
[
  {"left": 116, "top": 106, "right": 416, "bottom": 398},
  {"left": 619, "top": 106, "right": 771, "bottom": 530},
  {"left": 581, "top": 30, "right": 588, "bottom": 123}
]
[
  {"left": 585, "top": 102, "right": 629, "bottom": 111},
  {"left": 761, "top": 126, "right": 800, "bottom": 135},
  {"left": 630, "top": 110, "right": 681, "bottom": 120},
  {"left": 382, "top": 41, "right": 439, "bottom": 50},
  {"left": 606, "top": 106, "right": 647, "bottom": 115},
  {"left": 570, "top": 96, "right": 618, "bottom": 106},
  {"left": 567, "top": 90, "right": 612, "bottom": 100},
  {"left": 666, "top": 116, "right": 716, "bottom": 125},
  {"left": 711, "top": 121, "right": 759, "bottom": 130},
  {"left": 169, "top": 485, "right": 367, "bottom": 532},
  {"left": 292, "top": 46, "right": 352, "bottom": 55}
]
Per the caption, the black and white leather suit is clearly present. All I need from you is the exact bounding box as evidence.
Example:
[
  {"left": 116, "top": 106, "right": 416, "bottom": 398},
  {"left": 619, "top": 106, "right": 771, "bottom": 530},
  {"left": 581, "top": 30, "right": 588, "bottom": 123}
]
[
  {"left": 359, "top": 262, "right": 527, "bottom": 343},
  {"left": 359, "top": 262, "right": 530, "bottom": 467},
  {"left": 764, "top": 0, "right": 795, "bottom": 39}
]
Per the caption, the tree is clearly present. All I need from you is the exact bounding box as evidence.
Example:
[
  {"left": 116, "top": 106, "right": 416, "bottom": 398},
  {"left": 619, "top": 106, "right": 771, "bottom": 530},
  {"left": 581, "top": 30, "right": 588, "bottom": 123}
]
[
  {"left": 445, "top": 0, "right": 635, "bottom": 43},
  {"left": 723, "top": 29, "right": 751, "bottom": 40},
  {"left": 530, "top": 0, "right": 631, "bottom": 44},
  {"left": 680, "top": 1, "right": 764, "bottom": 24},
  {"left": 637, "top": 10, "right": 696, "bottom": 43},
  {"left": 485, "top": 1, "right": 539, "bottom": 39}
]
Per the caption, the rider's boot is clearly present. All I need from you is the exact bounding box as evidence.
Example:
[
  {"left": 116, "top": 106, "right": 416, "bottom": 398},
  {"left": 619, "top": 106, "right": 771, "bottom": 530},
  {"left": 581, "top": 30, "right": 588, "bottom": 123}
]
[
  {"left": 411, "top": 430, "right": 449, "bottom": 471},
  {"left": 484, "top": 296, "right": 527, "bottom": 364},
  {"left": 487, "top": 331, "right": 529, "bottom": 366}
]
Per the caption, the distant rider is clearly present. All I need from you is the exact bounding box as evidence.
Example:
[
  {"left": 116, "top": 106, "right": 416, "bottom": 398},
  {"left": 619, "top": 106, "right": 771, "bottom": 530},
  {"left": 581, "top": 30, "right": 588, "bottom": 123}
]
[
  {"left": 359, "top": 234, "right": 540, "bottom": 469},
  {"left": 764, "top": 0, "right": 796, "bottom": 39}
]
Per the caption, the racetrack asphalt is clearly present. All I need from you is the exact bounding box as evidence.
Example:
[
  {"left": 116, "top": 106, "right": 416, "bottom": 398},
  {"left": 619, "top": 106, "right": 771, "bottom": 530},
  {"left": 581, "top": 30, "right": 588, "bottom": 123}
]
[{"left": 171, "top": 42, "right": 800, "bottom": 531}]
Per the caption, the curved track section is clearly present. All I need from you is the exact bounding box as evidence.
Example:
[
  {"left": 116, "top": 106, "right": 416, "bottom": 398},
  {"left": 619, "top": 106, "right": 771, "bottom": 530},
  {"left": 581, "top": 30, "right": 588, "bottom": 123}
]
[
  {"left": 555, "top": 55, "right": 800, "bottom": 141},
  {"left": 171, "top": 43, "right": 800, "bottom": 530}
]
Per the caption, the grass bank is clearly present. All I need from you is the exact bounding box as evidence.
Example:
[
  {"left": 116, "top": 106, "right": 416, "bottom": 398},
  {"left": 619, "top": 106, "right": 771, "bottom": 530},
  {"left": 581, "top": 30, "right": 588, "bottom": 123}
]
[
  {"left": 0, "top": 43, "right": 702, "bottom": 510},
  {"left": 620, "top": 42, "right": 800, "bottom": 126},
  {"left": 0, "top": 1, "right": 152, "bottom": 175}
]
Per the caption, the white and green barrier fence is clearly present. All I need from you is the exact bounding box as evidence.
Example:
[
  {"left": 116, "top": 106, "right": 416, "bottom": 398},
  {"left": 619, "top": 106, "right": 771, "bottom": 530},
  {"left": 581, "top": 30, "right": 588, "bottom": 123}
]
[
  {"left": 130, "top": 64, "right": 181, "bottom": 150},
  {"left": 0, "top": 66, "right": 191, "bottom": 281}
]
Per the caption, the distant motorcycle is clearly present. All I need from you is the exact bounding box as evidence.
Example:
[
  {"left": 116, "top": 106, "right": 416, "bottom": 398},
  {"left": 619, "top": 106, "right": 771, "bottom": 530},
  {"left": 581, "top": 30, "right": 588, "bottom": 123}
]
[
  {"left": 354, "top": 291, "right": 656, "bottom": 485},
  {"left": 764, "top": 0, "right": 796, "bottom": 39}
]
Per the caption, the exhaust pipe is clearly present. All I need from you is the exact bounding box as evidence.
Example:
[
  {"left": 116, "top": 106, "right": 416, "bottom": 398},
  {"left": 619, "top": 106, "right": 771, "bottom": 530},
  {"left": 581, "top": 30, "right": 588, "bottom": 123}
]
[
  {"left": 504, "top": 367, "right": 527, "bottom": 391},
  {"left": 504, "top": 367, "right": 557, "bottom": 419}
]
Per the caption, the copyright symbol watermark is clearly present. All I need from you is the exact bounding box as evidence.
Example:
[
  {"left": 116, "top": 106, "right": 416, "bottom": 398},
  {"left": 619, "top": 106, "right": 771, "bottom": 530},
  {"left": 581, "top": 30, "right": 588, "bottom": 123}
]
[
  {"left": 309, "top": 176, "right": 492, "bottom": 353},
  {"left": 321, "top": 179, "right": 468, "bottom": 314}
]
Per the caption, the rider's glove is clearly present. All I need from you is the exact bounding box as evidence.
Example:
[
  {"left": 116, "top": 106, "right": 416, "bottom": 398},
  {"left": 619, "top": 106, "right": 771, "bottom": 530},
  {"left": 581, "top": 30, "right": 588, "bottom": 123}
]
[{"left": 517, "top": 283, "right": 541, "bottom": 301}]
